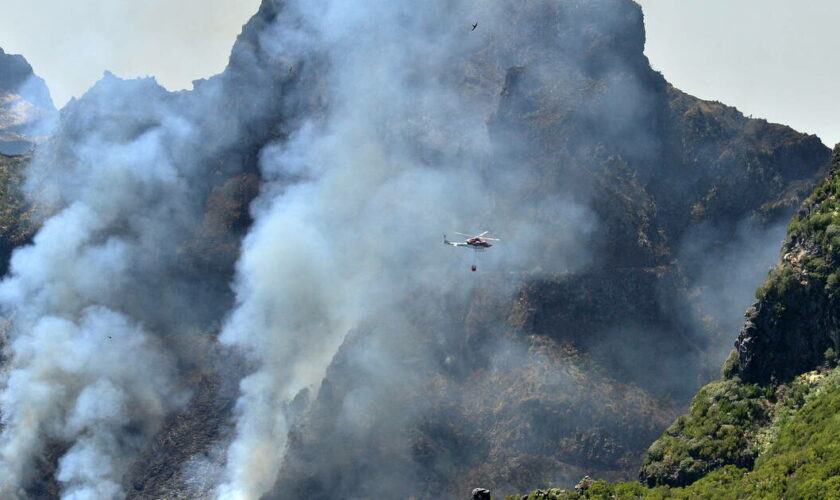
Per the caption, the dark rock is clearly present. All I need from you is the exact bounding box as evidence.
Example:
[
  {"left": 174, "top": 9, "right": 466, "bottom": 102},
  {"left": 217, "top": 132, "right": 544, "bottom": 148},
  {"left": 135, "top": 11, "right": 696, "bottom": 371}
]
[
  {"left": 0, "top": 47, "right": 53, "bottom": 108},
  {"left": 574, "top": 475, "right": 593, "bottom": 493},
  {"left": 472, "top": 487, "right": 491, "bottom": 500},
  {"left": 734, "top": 146, "right": 840, "bottom": 384}
]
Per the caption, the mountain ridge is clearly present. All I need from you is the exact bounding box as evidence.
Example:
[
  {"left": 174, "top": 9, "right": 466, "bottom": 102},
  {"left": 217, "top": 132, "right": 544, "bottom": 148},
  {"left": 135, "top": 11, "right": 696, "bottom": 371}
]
[
  {"left": 0, "top": 48, "right": 55, "bottom": 155},
  {"left": 0, "top": 1, "right": 834, "bottom": 498}
]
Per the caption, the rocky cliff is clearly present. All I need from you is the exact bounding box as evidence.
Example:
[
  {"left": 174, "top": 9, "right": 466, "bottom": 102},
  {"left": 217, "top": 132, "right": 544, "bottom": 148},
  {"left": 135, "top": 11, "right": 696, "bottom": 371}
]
[
  {"left": 0, "top": 1, "right": 833, "bottom": 499},
  {"left": 509, "top": 147, "right": 840, "bottom": 500},
  {"left": 632, "top": 146, "right": 840, "bottom": 493},
  {"left": 736, "top": 145, "right": 840, "bottom": 384},
  {"left": 0, "top": 48, "right": 55, "bottom": 155}
]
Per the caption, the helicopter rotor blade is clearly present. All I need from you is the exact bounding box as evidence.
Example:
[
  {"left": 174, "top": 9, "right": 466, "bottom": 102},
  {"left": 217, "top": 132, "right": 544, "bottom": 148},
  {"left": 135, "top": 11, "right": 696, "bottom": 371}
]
[{"left": 452, "top": 231, "right": 499, "bottom": 240}]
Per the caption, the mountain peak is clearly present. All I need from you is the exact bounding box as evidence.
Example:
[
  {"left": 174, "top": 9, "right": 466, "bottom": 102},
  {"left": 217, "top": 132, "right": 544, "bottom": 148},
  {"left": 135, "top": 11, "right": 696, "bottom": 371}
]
[{"left": 0, "top": 47, "right": 56, "bottom": 154}]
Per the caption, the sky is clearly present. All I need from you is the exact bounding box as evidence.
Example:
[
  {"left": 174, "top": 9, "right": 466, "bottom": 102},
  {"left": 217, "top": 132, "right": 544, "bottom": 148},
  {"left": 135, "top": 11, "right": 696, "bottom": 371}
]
[
  {"left": 0, "top": 0, "right": 261, "bottom": 106},
  {"left": 636, "top": 0, "right": 840, "bottom": 147},
  {"left": 0, "top": 0, "right": 837, "bottom": 145}
]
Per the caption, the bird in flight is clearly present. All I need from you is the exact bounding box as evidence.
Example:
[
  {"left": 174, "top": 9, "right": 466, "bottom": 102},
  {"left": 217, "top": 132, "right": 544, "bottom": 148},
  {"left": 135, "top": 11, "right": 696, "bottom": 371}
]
[{"left": 471, "top": 22, "right": 478, "bottom": 31}]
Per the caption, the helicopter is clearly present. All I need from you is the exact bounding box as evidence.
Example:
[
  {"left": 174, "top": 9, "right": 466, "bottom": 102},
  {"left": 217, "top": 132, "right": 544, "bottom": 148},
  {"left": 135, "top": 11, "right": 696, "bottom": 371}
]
[{"left": 444, "top": 231, "right": 499, "bottom": 271}]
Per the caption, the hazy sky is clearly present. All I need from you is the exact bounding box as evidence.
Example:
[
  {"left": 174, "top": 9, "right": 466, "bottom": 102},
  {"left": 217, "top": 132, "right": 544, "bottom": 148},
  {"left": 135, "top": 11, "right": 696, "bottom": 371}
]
[
  {"left": 637, "top": 0, "right": 840, "bottom": 146},
  {"left": 0, "top": 0, "right": 837, "bottom": 145},
  {"left": 0, "top": 0, "right": 260, "bottom": 106}
]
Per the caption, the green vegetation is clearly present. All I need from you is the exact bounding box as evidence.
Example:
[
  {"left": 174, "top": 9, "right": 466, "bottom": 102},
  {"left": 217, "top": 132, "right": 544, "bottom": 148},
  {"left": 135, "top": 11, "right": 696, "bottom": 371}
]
[
  {"left": 502, "top": 150, "right": 840, "bottom": 499},
  {"left": 825, "top": 347, "right": 837, "bottom": 366},
  {"left": 721, "top": 349, "right": 740, "bottom": 379},
  {"left": 753, "top": 148, "right": 840, "bottom": 303},
  {"left": 510, "top": 368, "right": 840, "bottom": 499},
  {"left": 754, "top": 264, "right": 798, "bottom": 301},
  {"left": 785, "top": 161, "right": 840, "bottom": 278},
  {"left": 0, "top": 153, "right": 34, "bottom": 245},
  {"left": 734, "top": 146, "right": 840, "bottom": 388},
  {"left": 639, "top": 378, "right": 769, "bottom": 487}
]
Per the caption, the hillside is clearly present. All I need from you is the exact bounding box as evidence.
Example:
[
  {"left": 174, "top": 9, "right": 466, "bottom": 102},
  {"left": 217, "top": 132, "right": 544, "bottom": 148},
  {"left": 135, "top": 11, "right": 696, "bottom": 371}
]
[
  {"left": 0, "top": 1, "right": 833, "bottom": 499},
  {"left": 637, "top": 145, "right": 840, "bottom": 489},
  {"left": 0, "top": 152, "right": 37, "bottom": 274},
  {"left": 264, "top": 1, "right": 830, "bottom": 498},
  {"left": 509, "top": 146, "right": 840, "bottom": 499},
  {"left": 511, "top": 368, "right": 840, "bottom": 498}
]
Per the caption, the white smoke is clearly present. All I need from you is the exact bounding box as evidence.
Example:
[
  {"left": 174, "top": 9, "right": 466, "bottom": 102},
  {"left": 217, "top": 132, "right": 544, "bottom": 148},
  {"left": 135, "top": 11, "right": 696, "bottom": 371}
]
[
  {"left": 0, "top": 203, "right": 185, "bottom": 499},
  {"left": 0, "top": 61, "right": 273, "bottom": 496},
  {"left": 214, "top": 1, "right": 601, "bottom": 498},
  {"left": 0, "top": 74, "right": 197, "bottom": 497},
  {"left": 1, "top": 0, "right": 797, "bottom": 497}
]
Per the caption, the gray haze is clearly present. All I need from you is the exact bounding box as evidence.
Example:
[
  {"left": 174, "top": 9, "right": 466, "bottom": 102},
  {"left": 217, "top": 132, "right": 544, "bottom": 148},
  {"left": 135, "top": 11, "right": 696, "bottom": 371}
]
[
  {"left": 0, "top": 0, "right": 828, "bottom": 499},
  {"left": 215, "top": 1, "right": 603, "bottom": 496}
]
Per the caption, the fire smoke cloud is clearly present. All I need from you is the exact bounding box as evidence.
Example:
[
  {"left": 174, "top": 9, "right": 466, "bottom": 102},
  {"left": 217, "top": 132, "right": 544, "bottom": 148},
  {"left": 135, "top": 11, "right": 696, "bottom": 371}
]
[
  {"left": 0, "top": 24, "right": 289, "bottom": 496},
  {"left": 0, "top": 0, "right": 808, "bottom": 498},
  {"left": 215, "top": 0, "right": 609, "bottom": 498}
]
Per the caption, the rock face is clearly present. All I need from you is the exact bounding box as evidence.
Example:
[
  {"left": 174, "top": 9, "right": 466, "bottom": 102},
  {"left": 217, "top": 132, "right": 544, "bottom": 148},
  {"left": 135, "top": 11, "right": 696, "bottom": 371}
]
[
  {"left": 639, "top": 146, "right": 840, "bottom": 489},
  {"left": 574, "top": 475, "right": 594, "bottom": 493},
  {"left": 472, "top": 487, "right": 491, "bottom": 500},
  {"left": 735, "top": 145, "right": 840, "bottom": 384},
  {"left": 0, "top": 48, "right": 55, "bottom": 154},
  {"left": 0, "top": 153, "right": 37, "bottom": 274},
  {"left": 0, "top": 0, "right": 832, "bottom": 498},
  {"left": 269, "top": 1, "right": 829, "bottom": 498}
]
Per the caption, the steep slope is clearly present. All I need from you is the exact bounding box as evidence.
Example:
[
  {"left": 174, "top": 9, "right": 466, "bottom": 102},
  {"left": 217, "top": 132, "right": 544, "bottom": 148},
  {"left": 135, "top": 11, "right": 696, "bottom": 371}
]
[
  {"left": 736, "top": 145, "right": 840, "bottom": 384},
  {"left": 0, "top": 51, "right": 49, "bottom": 267},
  {"left": 514, "top": 367, "right": 840, "bottom": 498},
  {"left": 633, "top": 145, "right": 840, "bottom": 491},
  {"left": 0, "top": 1, "right": 832, "bottom": 499},
  {"left": 267, "top": 1, "right": 830, "bottom": 498},
  {"left": 0, "top": 153, "right": 37, "bottom": 273},
  {"left": 0, "top": 48, "right": 55, "bottom": 155},
  {"left": 510, "top": 148, "right": 840, "bottom": 500}
]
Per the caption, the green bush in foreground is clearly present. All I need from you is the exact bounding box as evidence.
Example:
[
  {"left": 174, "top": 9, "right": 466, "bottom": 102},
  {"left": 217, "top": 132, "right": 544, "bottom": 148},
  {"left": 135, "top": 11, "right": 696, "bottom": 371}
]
[
  {"left": 513, "top": 370, "right": 840, "bottom": 499},
  {"left": 638, "top": 378, "right": 768, "bottom": 487}
]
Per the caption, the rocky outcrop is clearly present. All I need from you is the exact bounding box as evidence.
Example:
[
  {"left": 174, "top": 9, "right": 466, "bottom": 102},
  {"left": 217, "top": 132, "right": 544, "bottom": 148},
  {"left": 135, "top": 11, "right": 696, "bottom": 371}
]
[
  {"left": 0, "top": 48, "right": 53, "bottom": 108},
  {"left": 574, "top": 475, "right": 594, "bottom": 493},
  {"left": 0, "top": 48, "right": 55, "bottom": 154},
  {"left": 472, "top": 487, "right": 491, "bottom": 500},
  {"left": 637, "top": 145, "right": 840, "bottom": 489},
  {"left": 735, "top": 144, "right": 840, "bottom": 384}
]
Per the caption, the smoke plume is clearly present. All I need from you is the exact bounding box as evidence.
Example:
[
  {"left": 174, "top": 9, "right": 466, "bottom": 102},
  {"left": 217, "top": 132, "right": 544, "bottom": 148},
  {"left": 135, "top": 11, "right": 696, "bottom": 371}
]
[
  {"left": 214, "top": 0, "right": 640, "bottom": 498},
  {"left": 0, "top": 0, "right": 826, "bottom": 498},
  {"left": 0, "top": 21, "right": 292, "bottom": 496}
]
